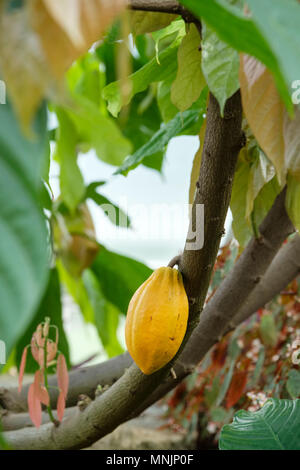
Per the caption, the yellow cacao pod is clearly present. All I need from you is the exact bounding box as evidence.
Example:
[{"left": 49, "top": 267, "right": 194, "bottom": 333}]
[{"left": 125, "top": 267, "right": 189, "bottom": 375}]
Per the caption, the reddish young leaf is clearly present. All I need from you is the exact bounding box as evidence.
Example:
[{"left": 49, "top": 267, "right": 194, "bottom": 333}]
[
  {"left": 18, "top": 346, "right": 28, "bottom": 393},
  {"left": 57, "top": 354, "right": 69, "bottom": 398},
  {"left": 31, "top": 333, "right": 45, "bottom": 367},
  {"left": 33, "top": 370, "right": 50, "bottom": 406},
  {"left": 225, "top": 371, "right": 248, "bottom": 409},
  {"left": 210, "top": 341, "right": 228, "bottom": 373},
  {"left": 46, "top": 340, "right": 57, "bottom": 366},
  {"left": 57, "top": 391, "right": 66, "bottom": 422},
  {"left": 28, "top": 383, "right": 42, "bottom": 428}
]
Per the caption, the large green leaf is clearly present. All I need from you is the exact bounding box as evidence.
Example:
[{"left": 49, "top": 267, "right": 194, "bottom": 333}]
[
  {"left": 54, "top": 108, "right": 85, "bottom": 212},
  {"left": 86, "top": 183, "right": 132, "bottom": 228},
  {"left": 157, "top": 76, "right": 179, "bottom": 123},
  {"left": 201, "top": 22, "right": 239, "bottom": 116},
  {"left": 117, "top": 90, "right": 165, "bottom": 172},
  {"left": 286, "top": 174, "right": 300, "bottom": 232},
  {"left": 220, "top": 399, "right": 300, "bottom": 450},
  {"left": 171, "top": 23, "right": 205, "bottom": 112},
  {"left": 246, "top": 0, "right": 300, "bottom": 106},
  {"left": 230, "top": 156, "right": 280, "bottom": 249},
  {"left": 0, "top": 101, "right": 49, "bottom": 358},
  {"left": 179, "top": 0, "right": 291, "bottom": 109},
  {"left": 57, "top": 260, "right": 94, "bottom": 324},
  {"left": 102, "top": 39, "right": 181, "bottom": 117},
  {"left": 91, "top": 247, "right": 152, "bottom": 314},
  {"left": 66, "top": 95, "right": 132, "bottom": 167},
  {"left": 115, "top": 109, "right": 202, "bottom": 175},
  {"left": 15, "top": 269, "right": 70, "bottom": 372}
]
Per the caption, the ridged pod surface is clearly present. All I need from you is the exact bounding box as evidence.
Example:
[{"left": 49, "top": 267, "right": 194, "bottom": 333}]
[{"left": 125, "top": 266, "right": 189, "bottom": 375}]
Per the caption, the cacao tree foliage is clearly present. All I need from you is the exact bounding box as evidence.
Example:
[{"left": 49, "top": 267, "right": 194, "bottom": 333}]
[{"left": 0, "top": 0, "right": 300, "bottom": 450}]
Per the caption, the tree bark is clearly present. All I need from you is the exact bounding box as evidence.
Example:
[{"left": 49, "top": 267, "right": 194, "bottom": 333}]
[
  {"left": 123, "top": 188, "right": 296, "bottom": 415},
  {"left": 129, "top": 0, "right": 182, "bottom": 14},
  {"left": 3, "top": 233, "right": 299, "bottom": 432},
  {"left": 3, "top": 91, "right": 244, "bottom": 449}
]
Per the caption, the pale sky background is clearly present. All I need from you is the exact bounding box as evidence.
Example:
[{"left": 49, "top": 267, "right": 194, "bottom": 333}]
[{"left": 50, "top": 135, "right": 233, "bottom": 366}]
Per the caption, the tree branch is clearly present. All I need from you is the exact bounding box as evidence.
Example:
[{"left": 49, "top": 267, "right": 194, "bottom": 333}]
[
  {"left": 230, "top": 233, "right": 300, "bottom": 329},
  {"left": 128, "top": 0, "right": 197, "bottom": 23},
  {"left": 4, "top": 230, "right": 299, "bottom": 432},
  {"left": 129, "top": 0, "right": 182, "bottom": 14},
  {"left": 0, "top": 353, "right": 132, "bottom": 412},
  {"left": 3, "top": 91, "right": 244, "bottom": 449},
  {"left": 126, "top": 189, "right": 296, "bottom": 414}
]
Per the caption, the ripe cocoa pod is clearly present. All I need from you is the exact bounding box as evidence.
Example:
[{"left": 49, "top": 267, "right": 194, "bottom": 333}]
[{"left": 125, "top": 267, "right": 189, "bottom": 375}]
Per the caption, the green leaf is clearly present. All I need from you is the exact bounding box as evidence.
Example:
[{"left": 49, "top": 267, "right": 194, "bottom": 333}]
[
  {"left": 246, "top": 151, "right": 276, "bottom": 221},
  {"left": 130, "top": 11, "right": 177, "bottom": 35},
  {"left": 286, "top": 174, "right": 300, "bottom": 232},
  {"left": 152, "top": 18, "right": 185, "bottom": 62},
  {"left": 86, "top": 184, "right": 131, "bottom": 228},
  {"left": 230, "top": 159, "right": 252, "bottom": 248},
  {"left": 251, "top": 346, "right": 265, "bottom": 387},
  {"left": 83, "top": 270, "right": 123, "bottom": 357},
  {"left": 16, "top": 269, "right": 70, "bottom": 373},
  {"left": 259, "top": 313, "right": 277, "bottom": 347},
  {"left": 117, "top": 90, "right": 165, "bottom": 171},
  {"left": 205, "top": 376, "right": 221, "bottom": 407},
  {"left": 230, "top": 156, "right": 280, "bottom": 249},
  {"left": 171, "top": 23, "right": 206, "bottom": 112},
  {"left": 157, "top": 77, "right": 179, "bottom": 123},
  {"left": 216, "top": 360, "right": 236, "bottom": 406},
  {"left": 102, "top": 39, "right": 181, "bottom": 117},
  {"left": 54, "top": 108, "right": 85, "bottom": 212},
  {"left": 0, "top": 101, "right": 49, "bottom": 358},
  {"left": 91, "top": 246, "right": 152, "bottom": 314},
  {"left": 220, "top": 399, "right": 300, "bottom": 450},
  {"left": 115, "top": 109, "right": 201, "bottom": 175},
  {"left": 201, "top": 22, "right": 239, "bottom": 116},
  {"left": 287, "top": 370, "right": 300, "bottom": 399},
  {"left": 57, "top": 260, "right": 94, "bottom": 324},
  {"left": 179, "top": 0, "right": 292, "bottom": 110},
  {"left": 66, "top": 95, "right": 132, "bottom": 167},
  {"left": 246, "top": 0, "right": 300, "bottom": 107}
]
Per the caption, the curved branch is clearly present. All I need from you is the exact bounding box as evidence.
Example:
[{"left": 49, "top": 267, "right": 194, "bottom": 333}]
[
  {"left": 3, "top": 91, "right": 243, "bottom": 449},
  {"left": 124, "top": 188, "right": 296, "bottom": 414},
  {"left": 230, "top": 233, "right": 300, "bottom": 328},
  {"left": 4, "top": 229, "right": 299, "bottom": 433},
  {"left": 0, "top": 353, "right": 132, "bottom": 412},
  {"left": 129, "top": 0, "right": 182, "bottom": 14}
]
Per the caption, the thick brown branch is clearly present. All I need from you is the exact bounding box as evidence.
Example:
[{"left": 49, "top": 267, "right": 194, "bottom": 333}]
[
  {"left": 129, "top": 0, "right": 182, "bottom": 14},
  {"left": 180, "top": 92, "right": 244, "bottom": 318},
  {"left": 230, "top": 233, "right": 300, "bottom": 328},
  {"left": 3, "top": 92, "right": 243, "bottom": 449},
  {"left": 128, "top": 0, "right": 197, "bottom": 23},
  {"left": 4, "top": 231, "right": 299, "bottom": 432},
  {"left": 129, "top": 189, "right": 296, "bottom": 414},
  {"left": 0, "top": 352, "right": 132, "bottom": 412}
]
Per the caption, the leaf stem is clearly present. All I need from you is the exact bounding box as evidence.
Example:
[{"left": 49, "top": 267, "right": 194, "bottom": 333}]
[{"left": 43, "top": 323, "right": 58, "bottom": 426}]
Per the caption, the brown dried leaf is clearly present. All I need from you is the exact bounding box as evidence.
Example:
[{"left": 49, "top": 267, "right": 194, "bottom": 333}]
[
  {"left": 239, "top": 54, "right": 285, "bottom": 184},
  {"left": 0, "top": 6, "right": 52, "bottom": 130},
  {"left": 29, "top": 0, "right": 127, "bottom": 78}
]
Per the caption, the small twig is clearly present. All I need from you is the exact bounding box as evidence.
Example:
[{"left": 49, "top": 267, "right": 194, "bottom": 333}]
[{"left": 168, "top": 255, "right": 181, "bottom": 268}]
